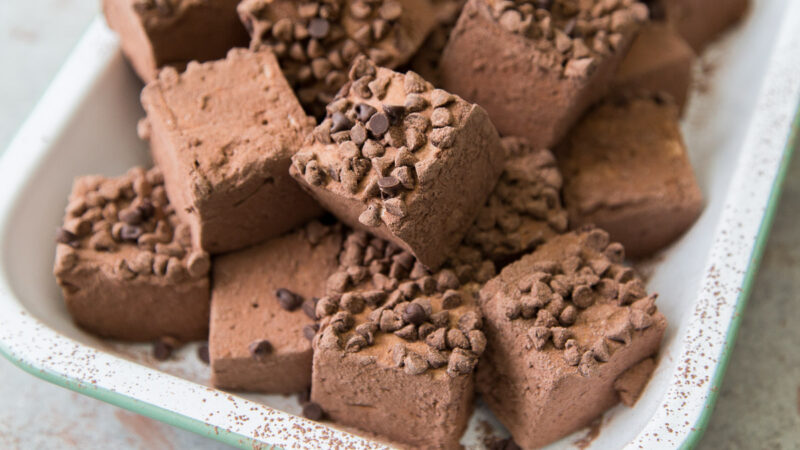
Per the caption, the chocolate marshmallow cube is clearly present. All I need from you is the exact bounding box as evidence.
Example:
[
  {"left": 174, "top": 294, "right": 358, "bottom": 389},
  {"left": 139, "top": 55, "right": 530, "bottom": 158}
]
[
  {"left": 140, "top": 48, "right": 322, "bottom": 254},
  {"left": 407, "top": 0, "right": 467, "bottom": 85},
  {"left": 238, "top": 0, "right": 438, "bottom": 117},
  {"left": 310, "top": 231, "right": 494, "bottom": 449},
  {"left": 53, "top": 167, "right": 210, "bottom": 341},
  {"left": 291, "top": 56, "right": 505, "bottom": 269},
  {"left": 556, "top": 93, "right": 703, "bottom": 258},
  {"left": 612, "top": 23, "right": 695, "bottom": 111},
  {"left": 210, "top": 222, "right": 342, "bottom": 394},
  {"left": 464, "top": 137, "right": 568, "bottom": 265},
  {"left": 440, "top": 0, "right": 649, "bottom": 150},
  {"left": 102, "top": 0, "right": 249, "bottom": 82},
  {"left": 477, "top": 228, "right": 667, "bottom": 448}
]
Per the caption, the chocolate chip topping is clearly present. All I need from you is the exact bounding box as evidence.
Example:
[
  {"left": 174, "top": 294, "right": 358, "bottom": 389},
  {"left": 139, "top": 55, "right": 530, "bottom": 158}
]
[
  {"left": 302, "top": 401, "right": 325, "bottom": 421},
  {"left": 240, "top": 0, "right": 424, "bottom": 118},
  {"left": 367, "top": 112, "right": 390, "bottom": 137},
  {"left": 276, "top": 288, "right": 304, "bottom": 311},
  {"left": 197, "top": 343, "right": 210, "bottom": 364},
  {"left": 248, "top": 339, "right": 273, "bottom": 358},
  {"left": 493, "top": 229, "right": 659, "bottom": 377},
  {"left": 54, "top": 167, "right": 208, "bottom": 282},
  {"left": 485, "top": 0, "right": 647, "bottom": 77},
  {"left": 315, "top": 230, "right": 491, "bottom": 376},
  {"left": 308, "top": 17, "right": 330, "bottom": 39}
]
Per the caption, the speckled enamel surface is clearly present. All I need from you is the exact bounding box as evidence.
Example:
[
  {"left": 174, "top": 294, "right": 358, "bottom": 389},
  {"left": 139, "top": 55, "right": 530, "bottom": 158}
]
[{"left": 0, "top": 1, "right": 799, "bottom": 448}]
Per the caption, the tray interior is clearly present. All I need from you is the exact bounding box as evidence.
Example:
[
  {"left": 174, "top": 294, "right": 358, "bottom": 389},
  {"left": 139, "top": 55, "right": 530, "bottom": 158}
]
[{"left": 0, "top": 0, "right": 790, "bottom": 446}]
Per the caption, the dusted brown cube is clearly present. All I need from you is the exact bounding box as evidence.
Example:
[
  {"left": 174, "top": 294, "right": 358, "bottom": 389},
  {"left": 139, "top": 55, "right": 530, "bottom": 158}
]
[
  {"left": 53, "top": 167, "right": 210, "bottom": 341},
  {"left": 464, "top": 137, "right": 568, "bottom": 265},
  {"left": 102, "top": 0, "right": 249, "bottom": 82},
  {"left": 556, "top": 94, "right": 703, "bottom": 258},
  {"left": 290, "top": 56, "right": 505, "bottom": 270},
  {"left": 140, "top": 48, "right": 322, "bottom": 254},
  {"left": 407, "top": 0, "right": 467, "bottom": 85},
  {"left": 309, "top": 230, "right": 493, "bottom": 449},
  {"left": 238, "top": 0, "right": 437, "bottom": 117},
  {"left": 612, "top": 23, "right": 695, "bottom": 111},
  {"left": 440, "top": 0, "right": 648, "bottom": 150},
  {"left": 655, "top": 0, "right": 749, "bottom": 52},
  {"left": 210, "top": 222, "right": 342, "bottom": 394},
  {"left": 477, "top": 228, "right": 667, "bottom": 448}
]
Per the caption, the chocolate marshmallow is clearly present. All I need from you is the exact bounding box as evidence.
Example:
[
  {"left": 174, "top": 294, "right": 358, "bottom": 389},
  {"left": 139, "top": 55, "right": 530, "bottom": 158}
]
[
  {"left": 310, "top": 230, "right": 494, "bottom": 448},
  {"left": 406, "top": 0, "right": 466, "bottom": 85},
  {"left": 53, "top": 167, "right": 210, "bottom": 341},
  {"left": 210, "top": 222, "right": 342, "bottom": 394},
  {"left": 556, "top": 93, "right": 703, "bottom": 258},
  {"left": 612, "top": 23, "right": 695, "bottom": 111},
  {"left": 464, "top": 137, "right": 568, "bottom": 265},
  {"left": 140, "top": 48, "right": 322, "bottom": 254},
  {"left": 238, "top": 0, "right": 438, "bottom": 117},
  {"left": 477, "top": 228, "right": 667, "bottom": 448},
  {"left": 102, "top": 0, "right": 249, "bottom": 82},
  {"left": 440, "top": 0, "right": 648, "bottom": 150},
  {"left": 290, "top": 56, "right": 505, "bottom": 269}
]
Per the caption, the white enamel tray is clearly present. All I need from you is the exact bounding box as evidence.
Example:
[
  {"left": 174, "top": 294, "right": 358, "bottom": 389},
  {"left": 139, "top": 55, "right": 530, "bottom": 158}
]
[{"left": 1, "top": 0, "right": 799, "bottom": 447}]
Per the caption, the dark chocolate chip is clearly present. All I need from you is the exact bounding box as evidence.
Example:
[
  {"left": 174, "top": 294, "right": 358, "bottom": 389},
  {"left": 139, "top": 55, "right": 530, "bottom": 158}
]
[
  {"left": 302, "top": 298, "right": 318, "bottom": 319},
  {"left": 119, "top": 207, "right": 144, "bottom": 225},
  {"left": 276, "top": 288, "right": 304, "bottom": 311},
  {"left": 138, "top": 199, "right": 155, "bottom": 219},
  {"left": 308, "top": 18, "right": 330, "bottom": 39},
  {"left": 55, "top": 228, "right": 79, "bottom": 247},
  {"left": 302, "top": 402, "right": 325, "bottom": 421},
  {"left": 377, "top": 176, "right": 403, "bottom": 196},
  {"left": 120, "top": 224, "right": 143, "bottom": 241},
  {"left": 367, "top": 113, "right": 390, "bottom": 137},
  {"left": 152, "top": 338, "right": 174, "bottom": 361},
  {"left": 303, "top": 324, "right": 319, "bottom": 341},
  {"left": 248, "top": 339, "right": 273, "bottom": 357},
  {"left": 197, "top": 344, "right": 209, "bottom": 364},
  {"left": 355, "top": 103, "right": 377, "bottom": 123},
  {"left": 382, "top": 104, "right": 405, "bottom": 124},
  {"left": 330, "top": 112, "right": 353, "bottom": 133},
  {"left": 402, "top": 302, "right": 427, "bottom": 325}
]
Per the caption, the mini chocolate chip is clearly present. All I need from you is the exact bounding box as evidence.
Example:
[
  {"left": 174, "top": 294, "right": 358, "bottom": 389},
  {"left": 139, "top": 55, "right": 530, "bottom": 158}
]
[
  {"left": 308, "top": 18, "right": 330, "bottom": 39},
  {"left": 442, "top": 290, "right": 462, "bottom": 309},
  {"left": 248, "top": 340, "right": 273, "bottom": 357},
  {"left": 395, "top": 323, "right": 418, "bottom": 341},
  {"left": 383, "top": 198, "right": 407, "bottom": 217},
  {"left": 330, "top": 112, "right": 353, "bottom": 133},
  {"left": 302, "top": 402, "right": 325, "bottom": 421},
  {"left": 302, "top": 298, "right": 318, "bottom": 319},
  {"left": 152, "top": 338, "right": 175, "bottom": 361},
  {"left": 55, "top": 228, "right": 79, "bottom": 247},
  {"left": 350, "top": 123, "right": 367, "bottom": 144},
  {"left": 303, "top": 324, "right": 319, "bottom": 341},
  {"left": 120, "top": 224, "right": 143, "bottom": 241},
  {"left": 367, "top": 113, "right": 390, "bottom": 137},
  {"left": 430, "top": 127, "right": 456, "bottom": 148},
  {"left": 402, "top": 302, "right": 427, "bottom": 325},
  {"left": 276, "top": 288, "right": 303, "bottom": 311},
  {"left": 383, "top": 104, "right": 405, "bottom": 124},
  {"left": 197, "top": 343, "right": 210, "bottom": 364},
  {"left": 355, "top": 103, "right": 377, "bottom": 123},
  {"left": 377, "top": 176, "right": 403, "bottom": 196},
  {"left": 119, "top": 207, "right": 144, "bottom": 225}
]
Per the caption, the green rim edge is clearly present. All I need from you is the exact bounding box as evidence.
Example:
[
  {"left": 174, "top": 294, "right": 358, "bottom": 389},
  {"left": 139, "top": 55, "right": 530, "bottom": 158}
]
[
  {"left": 0, "top": 345, "right": 278, "bottom": 450},
  {"left": 679, "top": 103, "right": 800, "bottom": 449}
]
